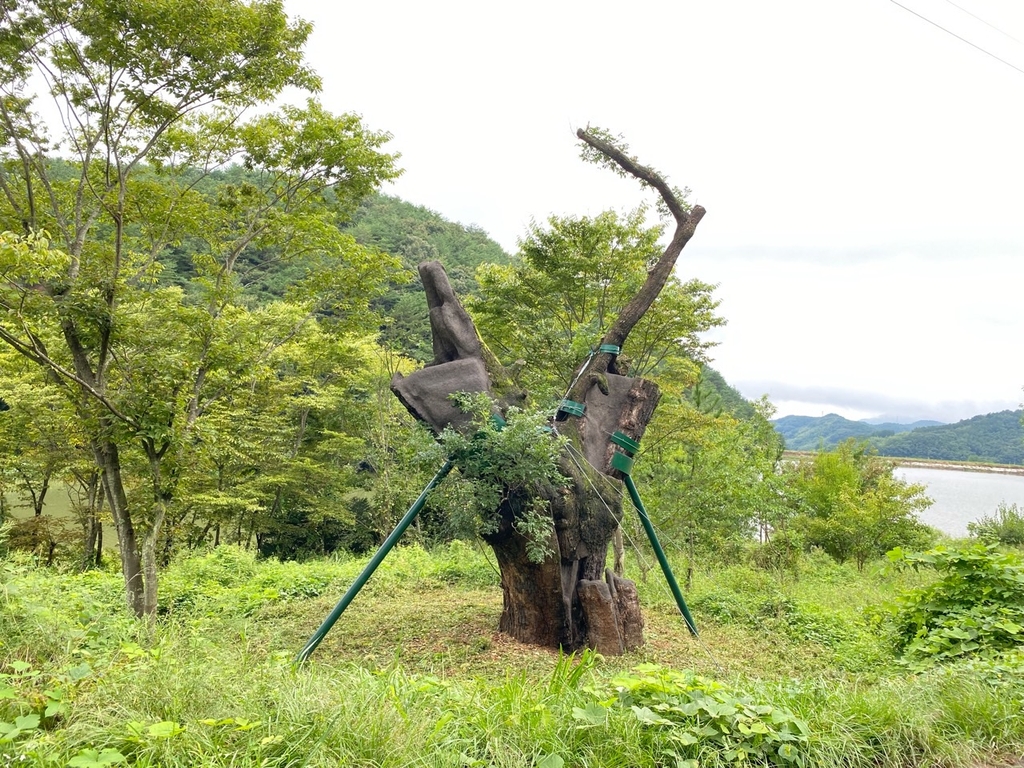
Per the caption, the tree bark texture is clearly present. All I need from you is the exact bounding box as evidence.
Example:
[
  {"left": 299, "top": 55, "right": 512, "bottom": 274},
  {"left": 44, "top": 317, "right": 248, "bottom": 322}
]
[
  {"left": 392, "top": 262, "right": 657, "bottom": 653},
  {"left": 93, "top": 436, "right": 145, "bottom": 617},
  {"left": 391, "top": 131, "right": 703, "bottom": 653}
]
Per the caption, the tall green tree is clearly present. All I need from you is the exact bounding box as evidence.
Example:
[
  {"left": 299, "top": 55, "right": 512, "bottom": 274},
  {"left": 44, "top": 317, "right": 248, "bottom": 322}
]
[
  {"left": 0, "top": 0, "right": 399, "bottom": 615},
  {"left": 471, "top": 208, "right": 722, "bottom": 401},
  {"left": 786, "top": 440, "right": 934, "bottom": 568}
]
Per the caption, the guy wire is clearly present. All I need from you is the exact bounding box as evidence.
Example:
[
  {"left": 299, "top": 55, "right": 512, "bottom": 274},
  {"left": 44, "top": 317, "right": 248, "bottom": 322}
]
[{"left": 560, "top": 440, "right": 726, "bottom": 676}]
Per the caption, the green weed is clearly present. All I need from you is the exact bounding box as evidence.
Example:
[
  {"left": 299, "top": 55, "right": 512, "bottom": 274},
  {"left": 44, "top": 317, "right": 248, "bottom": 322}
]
[
  {"left": 886, "top": 543, "right": 1024, "bottom": 667},
  {"left": 2, "top": 545, "right": 1024, "bottom": 766}
]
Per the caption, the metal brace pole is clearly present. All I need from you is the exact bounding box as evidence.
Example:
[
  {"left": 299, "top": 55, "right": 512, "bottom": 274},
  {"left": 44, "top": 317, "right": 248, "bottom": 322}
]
[
  {"left": 622, "top": 473, "right": 699, "bottom": 636},
  {"left": 296, "top": 458, "right": 455, "bottom": 663}
]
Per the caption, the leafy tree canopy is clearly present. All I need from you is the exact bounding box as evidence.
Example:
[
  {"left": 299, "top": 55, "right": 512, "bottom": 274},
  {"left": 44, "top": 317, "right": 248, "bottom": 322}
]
[
  {"left": 785, "top": 440, "right": 934, "bottom": 569},
  {"left": 470, "top": 208, "right": 723, "bottom": 402},
  {"left": 0, "top": 0, "right": 401, "bottom": 615}
]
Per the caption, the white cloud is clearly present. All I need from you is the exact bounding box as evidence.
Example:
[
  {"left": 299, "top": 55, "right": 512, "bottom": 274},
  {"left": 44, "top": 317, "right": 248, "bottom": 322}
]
[{"left": 285, "top": 0, "right": 1024, "bottom": 421}]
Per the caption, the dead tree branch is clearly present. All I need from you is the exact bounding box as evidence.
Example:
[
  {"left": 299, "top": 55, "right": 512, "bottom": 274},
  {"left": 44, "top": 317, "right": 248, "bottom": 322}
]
[{"left": 569, "top": 130, "right": 706, "bottom": 396}]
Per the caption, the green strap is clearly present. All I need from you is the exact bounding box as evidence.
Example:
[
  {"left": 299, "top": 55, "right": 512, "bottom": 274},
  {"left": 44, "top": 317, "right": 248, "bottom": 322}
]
[
  {"left": 610, "top": 431, "right": 640, "bottom": 455},
  {"left": 611, "top": 452, "right": 634, "bottom": 473},
  {"left": 557, "top": 399, "right": 586, "bottom": 418}
]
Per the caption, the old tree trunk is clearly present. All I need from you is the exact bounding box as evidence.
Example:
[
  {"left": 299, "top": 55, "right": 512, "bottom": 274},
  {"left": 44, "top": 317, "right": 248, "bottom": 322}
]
[{"left": 391, "top": 130, "right": 705, "bottom": 654}]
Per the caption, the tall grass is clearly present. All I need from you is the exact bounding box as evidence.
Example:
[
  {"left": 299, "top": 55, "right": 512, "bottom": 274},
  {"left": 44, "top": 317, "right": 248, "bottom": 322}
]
[{"left": 2, "top": 544, "right": 1023, "bottom": 766}]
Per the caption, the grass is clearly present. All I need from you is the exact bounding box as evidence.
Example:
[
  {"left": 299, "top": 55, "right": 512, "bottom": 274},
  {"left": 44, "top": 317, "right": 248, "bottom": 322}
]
[{"left": 2, "top": 543, "right": 1024, "bottom": 767}]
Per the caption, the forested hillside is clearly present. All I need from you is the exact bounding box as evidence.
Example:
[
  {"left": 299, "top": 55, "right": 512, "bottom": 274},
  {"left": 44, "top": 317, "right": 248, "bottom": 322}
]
[
  {"left": 874, "top": 409, "right": 1024, "bottom": 464},
  {"left": 692, "top": 366, "right": 758, "bottom": 419},
  {"left": 343, "top": 194, "right": 510, "bottom": 361},
  {"left": 155, "top": 185, "right": 510, "bottom": 362},
  {"left": 774, "top": 413, "right": 942, "bottom": 451},
  {"left": 775, "top": 410, "right": 1024, "bottom": 464}
]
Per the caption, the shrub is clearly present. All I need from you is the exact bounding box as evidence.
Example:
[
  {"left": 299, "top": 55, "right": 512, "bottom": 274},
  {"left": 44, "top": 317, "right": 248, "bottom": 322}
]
[
  {"left": 786, "top": 441, "right": 934, "bottom": 569},
  {"left": 886, "top": 544, "right": 1024, "bottom": 668},
  {"left": 436, "top": 396, "right": 568, "bottom": 563},
  {"left": 578, "top": 664, "right": 810, "bottom": 767},
  {"left": 751, "top": 528, "right": 804, "bottom": 577},
  {"left": 968, "top": 503, "right": 1024, "bottom": 547}
]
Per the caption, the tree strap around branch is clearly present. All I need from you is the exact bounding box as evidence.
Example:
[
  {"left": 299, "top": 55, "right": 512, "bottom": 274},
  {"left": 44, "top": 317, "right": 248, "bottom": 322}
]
[
  {"left": 557, "top": 399, "right": 586, "bottom": 418},
  {"left": 610, "top": 431, "right": 639, "bottom": 474},
  {"left": 610, "top": 431, "right": 640, "bottom": 455}
]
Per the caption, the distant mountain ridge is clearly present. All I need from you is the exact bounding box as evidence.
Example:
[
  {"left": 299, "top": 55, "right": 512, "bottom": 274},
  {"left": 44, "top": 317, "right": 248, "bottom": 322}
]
[
  {"left": 773, "top": 414, "right": 942, "bottom": 451},
  {"left": 773, "top": 410, "right": 1024, "bottom": 465},
  {"left": 874, "top": 410, "right": 1024, "bottom": 465}
]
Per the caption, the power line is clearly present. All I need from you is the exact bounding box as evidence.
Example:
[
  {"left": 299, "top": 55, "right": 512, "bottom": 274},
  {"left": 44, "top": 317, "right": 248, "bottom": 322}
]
[
  {"left": 888, "top": 0, "right": 1024, "bottom": 76},
  {"left": 941, "top": 0, "right": 1023, "bottom": 46}
]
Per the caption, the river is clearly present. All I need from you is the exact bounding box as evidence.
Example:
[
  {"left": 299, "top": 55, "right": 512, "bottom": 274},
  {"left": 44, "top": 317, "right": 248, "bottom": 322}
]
[{"left": 895, "top": 465, "right": 1024, "bottom": 537}]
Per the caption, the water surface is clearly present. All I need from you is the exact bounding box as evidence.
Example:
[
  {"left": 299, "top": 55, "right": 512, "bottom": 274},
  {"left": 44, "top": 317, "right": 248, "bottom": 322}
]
[{"left": 895, "top": 466, "right": 1024, "bottom": 537}]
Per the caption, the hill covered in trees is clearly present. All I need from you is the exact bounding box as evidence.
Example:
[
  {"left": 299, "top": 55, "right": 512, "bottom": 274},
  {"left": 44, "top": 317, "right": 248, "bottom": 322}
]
[
  {"left": 774, "top": 410, "right": 1024, "bottom": 464},
  {"left": 774, "top": 414, "right": 942, "bottom": 451},
  {"left": 874, "top": 409, "right": 1024, "bottom": 464},
  {"left": 688, "top": 366, "right": 758, "bottom": 419},
  {"left": 343, "top": 194, "right": 510, "bottom": 361}
]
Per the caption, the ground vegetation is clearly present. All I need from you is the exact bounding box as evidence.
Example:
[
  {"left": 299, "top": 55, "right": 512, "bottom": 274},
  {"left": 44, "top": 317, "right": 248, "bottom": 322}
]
[{"left": 2, "top": 543, "right": 1023, "bottom": 767}]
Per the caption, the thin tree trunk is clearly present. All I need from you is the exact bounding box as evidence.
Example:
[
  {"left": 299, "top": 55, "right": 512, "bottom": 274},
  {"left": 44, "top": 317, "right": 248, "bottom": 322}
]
[
  {"left": 31, "top": 474, "right": 50, "bottom": 517},
  {"left": 81, "top": 510, "right": 98, "bottom": 572},
  {"left": 141, "top": 504, "right": 165, "bottom": 620},
  {"left": 76, "top": 470, "right": 103, "bottom": 572},
  {"left": 94, "top": 437, "right": 145, "bottom": 617},
  {"left": 194, "top": 517, "right": 214, "bottom": 549}
]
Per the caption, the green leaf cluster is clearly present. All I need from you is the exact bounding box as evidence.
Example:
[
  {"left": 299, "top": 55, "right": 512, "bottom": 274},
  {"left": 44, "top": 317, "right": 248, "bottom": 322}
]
[
  {"left": 887, "top": 543, "right": 1024, "bottom": 667},
  {"left": 968, "top": 503, "right": 1024, "bottom": 547},
  {"left": 785, "top": 440, "right": 934, "bottom": 569},
  {"left": 579, "top": 663, "right": 809, "bottom": 767},
  {"left": 435, "top": 394, "right": 567, "bottom": 562},
  {"left": 471, "top": 209, "right": 722, "bottom": 401},
  {"left": 638, "top": 394, "right": 787, "bottom": 568},
  {"left": 0, "top": 0, "right": 411, "bottom": 606},
  {"left": 0, "top": 657, "right": 86, "bottom": 747}
]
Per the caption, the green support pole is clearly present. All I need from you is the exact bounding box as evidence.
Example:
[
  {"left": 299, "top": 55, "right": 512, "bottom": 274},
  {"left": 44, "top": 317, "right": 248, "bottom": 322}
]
[
  {"left": 296, "top": 459, "right": 455, "bottom": 663},
  {"left": 622, "top": 473, "right": 699, "bottom": 636}
]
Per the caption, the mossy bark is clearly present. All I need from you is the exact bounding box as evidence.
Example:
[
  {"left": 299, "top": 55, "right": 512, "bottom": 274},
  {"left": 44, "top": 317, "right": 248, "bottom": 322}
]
[
  {"left": 392, "top": 261, "right": 652, "bottom": 652},
  {"left": 391, "top": 130, "right": 705, "bottom": 652}
]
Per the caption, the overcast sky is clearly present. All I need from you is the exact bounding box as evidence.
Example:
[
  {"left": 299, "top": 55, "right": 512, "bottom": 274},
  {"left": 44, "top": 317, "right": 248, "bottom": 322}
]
[{"left": 286, "top": 0, "right": 1024, "bottom": 423}]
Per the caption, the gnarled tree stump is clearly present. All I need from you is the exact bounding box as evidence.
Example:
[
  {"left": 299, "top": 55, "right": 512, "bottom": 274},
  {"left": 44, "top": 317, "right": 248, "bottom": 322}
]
[{"left": 390, "top": 129, "right": 705, "bottom": 653}]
